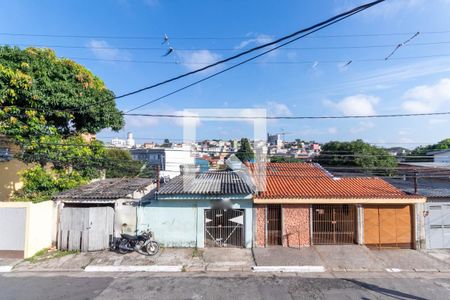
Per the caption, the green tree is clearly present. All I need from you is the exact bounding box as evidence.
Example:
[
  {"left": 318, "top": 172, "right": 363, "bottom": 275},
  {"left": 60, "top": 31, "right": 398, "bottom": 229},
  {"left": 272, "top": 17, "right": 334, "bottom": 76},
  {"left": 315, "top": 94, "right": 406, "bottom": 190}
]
[
  {"left": 270, "top": 156, "right": 304, "bottom": 163},
  {"left": 0, "top": 46, "right": 125, "bottom": 201},
  {"left": 235, "top": 138, "right": 255, "bottom": 163},
  {"left": 161, "top": 138, "right": 172, "bottom": 148},
  {"left": 104, "top": 148, "right": 143, "bottom": 178},
  {"left": 314, "top": 139, "right": 397, "bottom": 175},
  {"left": 407, "top": 138, "right": 450, "bottom": 162}
]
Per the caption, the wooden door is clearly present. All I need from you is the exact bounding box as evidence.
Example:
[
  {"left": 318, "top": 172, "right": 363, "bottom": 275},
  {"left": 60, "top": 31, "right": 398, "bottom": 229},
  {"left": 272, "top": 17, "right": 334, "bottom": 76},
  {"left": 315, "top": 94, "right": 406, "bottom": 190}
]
[{"left": 267, "top": 205, "right": 282, "bottom": 245}]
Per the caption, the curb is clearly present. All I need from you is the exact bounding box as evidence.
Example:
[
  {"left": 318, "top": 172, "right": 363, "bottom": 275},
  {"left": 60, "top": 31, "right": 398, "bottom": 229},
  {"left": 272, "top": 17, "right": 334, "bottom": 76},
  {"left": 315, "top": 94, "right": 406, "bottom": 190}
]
[
  {"left": 84, "top": 265, "right": 183, "bottom": 272},
  {"left": 0, "top": 266, "right": 13, "bottom": 273},
  {"left": 252, "top": 266, "right": 325, "bottom": 273}
]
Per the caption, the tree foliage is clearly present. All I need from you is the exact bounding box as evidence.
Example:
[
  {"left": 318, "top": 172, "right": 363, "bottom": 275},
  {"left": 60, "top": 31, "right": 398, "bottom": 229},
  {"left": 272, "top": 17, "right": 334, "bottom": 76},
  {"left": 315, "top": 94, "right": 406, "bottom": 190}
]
[
  {"left": 314, "top": 139, "right": 397, "bottom": 175},
  {"left": 407, "top": 138, "right": 450, "bottom": 161},
  {"left": 235, "top": 138, "right": 255, "bottom": 163},
  {"left": 13, "top": 165, "right": 88, "bottom": 203},
  {"left": 0, "top": 46, "right": 126, "bottom": 201},
  {"left": 104, "top": 148, "right": 143, "bottom": 178}
]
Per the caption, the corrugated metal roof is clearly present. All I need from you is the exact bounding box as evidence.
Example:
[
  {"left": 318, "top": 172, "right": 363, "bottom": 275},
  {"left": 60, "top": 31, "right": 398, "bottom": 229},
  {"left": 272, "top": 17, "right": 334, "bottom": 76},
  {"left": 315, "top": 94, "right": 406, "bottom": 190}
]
[
  {"left": 386, "top": 178, "right": 450, "bottom": 198},
  {"left": 158, "top": 170, "right": 254, "bottom": 195},
  {"left": 54, "top": 178, "right": 153, "bottom": 201}
]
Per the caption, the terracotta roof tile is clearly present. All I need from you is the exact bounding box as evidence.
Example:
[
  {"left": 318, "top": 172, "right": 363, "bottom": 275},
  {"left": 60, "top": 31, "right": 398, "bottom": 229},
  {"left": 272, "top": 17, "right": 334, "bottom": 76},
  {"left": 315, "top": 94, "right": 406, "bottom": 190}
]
[{"left": 251, "top": 163, "right": 416, "bottom": 199}]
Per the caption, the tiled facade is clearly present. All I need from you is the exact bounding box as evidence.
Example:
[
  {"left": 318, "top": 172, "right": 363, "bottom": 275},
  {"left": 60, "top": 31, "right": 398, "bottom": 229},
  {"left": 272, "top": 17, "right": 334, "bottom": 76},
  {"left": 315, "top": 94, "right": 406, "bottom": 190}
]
[
  {"left": 255, "top": 204, "right": 266, "bottom": 247},
  {"left": 282, "top": 204, "right": 310, "bottom": 247},
  {"left": 255, "top": 204, "right": 311, "bottom": 248}
]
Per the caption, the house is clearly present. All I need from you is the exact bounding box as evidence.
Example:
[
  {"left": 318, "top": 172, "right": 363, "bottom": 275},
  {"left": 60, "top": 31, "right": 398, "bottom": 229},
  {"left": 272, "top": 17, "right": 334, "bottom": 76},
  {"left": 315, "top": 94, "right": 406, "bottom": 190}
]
[
  {"left": 387, "top": 168, "right": 450, "bottom": 249},
  {"left": 0, "top": 136, "right": 32, "bottom": 202},
  {"left": 138, "top": 170, "right": 254, "bottom": 248},
  {"left": 427, "top": 149, "right": 450, "bottom": 164},
  {"left": 251, "top": 163, "right": 425, "bottom": 249},
  {"left": 54, "top": 178, "right": 155, "bottom": 251},
  {"left": 131, "top": 144, "right": 195, "bottom": 178}
]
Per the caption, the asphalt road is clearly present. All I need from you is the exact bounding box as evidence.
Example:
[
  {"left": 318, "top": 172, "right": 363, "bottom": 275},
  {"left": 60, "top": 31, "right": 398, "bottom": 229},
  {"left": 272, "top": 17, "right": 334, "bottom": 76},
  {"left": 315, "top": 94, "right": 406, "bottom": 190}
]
[{"left": 1, "top": 274, "right": 450, "bottom": 300}]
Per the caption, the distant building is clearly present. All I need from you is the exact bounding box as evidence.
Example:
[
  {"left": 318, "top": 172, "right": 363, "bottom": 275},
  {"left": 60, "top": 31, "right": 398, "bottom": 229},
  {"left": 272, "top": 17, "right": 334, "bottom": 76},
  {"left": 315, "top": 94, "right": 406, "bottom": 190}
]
[
  {"left": 126, "top": 132, "right": 135, "bottom": 148},
  {"left": 267, "top": 133, "right": 283, "bottom": 149},
  {"left": 111, "top": 137, "right": 127, "bottom": 148},
  {"left": 428, "top": 149, "right": 450, "bottom": 164},
  {"left": 131, "top": 144, "right": 195, "bottom": 178}
]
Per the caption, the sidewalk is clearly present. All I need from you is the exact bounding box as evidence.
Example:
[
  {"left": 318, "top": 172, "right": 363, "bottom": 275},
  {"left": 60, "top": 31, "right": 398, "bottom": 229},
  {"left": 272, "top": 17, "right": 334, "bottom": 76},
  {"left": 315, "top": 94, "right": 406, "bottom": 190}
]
[
  {"left": 5, "top": 246, "right": 450, "bottom": 274},
  {"left": 10, "top": 247, "right": 255, "bottom": 273},
  {"left": 252, "top": 245, "right": 450, "bottom": 273}
]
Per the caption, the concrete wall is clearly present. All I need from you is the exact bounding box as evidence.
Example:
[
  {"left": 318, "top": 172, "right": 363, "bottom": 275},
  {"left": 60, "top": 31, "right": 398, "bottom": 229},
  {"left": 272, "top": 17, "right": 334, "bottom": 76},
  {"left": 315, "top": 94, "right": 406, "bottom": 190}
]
[
  {"left": 138, "top": 198, "right": 253, "bottom": 248},
  {"left": 282, "top": 204, "right": 310, "bottom": 247},
  {"left": 0, "top": 201, "right": 56, "bottom": 258},
  {"left": 114, "top": 199, "right": 138, "bottom": 237}
]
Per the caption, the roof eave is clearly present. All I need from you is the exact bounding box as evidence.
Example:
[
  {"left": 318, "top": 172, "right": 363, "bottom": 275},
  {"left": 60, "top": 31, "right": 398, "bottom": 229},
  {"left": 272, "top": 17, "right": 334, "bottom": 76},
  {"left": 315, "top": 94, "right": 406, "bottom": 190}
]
[{"left": 253, "top": 197, "right": 426, "bottom": 204}]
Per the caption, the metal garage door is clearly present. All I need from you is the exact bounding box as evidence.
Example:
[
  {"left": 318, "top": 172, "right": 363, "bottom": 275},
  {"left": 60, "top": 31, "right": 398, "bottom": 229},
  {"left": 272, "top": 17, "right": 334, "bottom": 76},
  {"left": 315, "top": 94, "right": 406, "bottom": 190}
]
[
  {"left": 364, "top": 205, "right": 412, "bottom": 249},
  {"left": 0, "top": 208, "right": 26, "bottom": 258},
  {"left": 59, "top": 207, "right": 114, "bottom": 251},
  {"left": 426, "top": 202, "right": 450, "bottom": 249},
  {"left": 204, "top": 208, "right": 244, "bottom": 247},
  {"left": 312, "top": 205, "right": 356, "bottom": 245}
]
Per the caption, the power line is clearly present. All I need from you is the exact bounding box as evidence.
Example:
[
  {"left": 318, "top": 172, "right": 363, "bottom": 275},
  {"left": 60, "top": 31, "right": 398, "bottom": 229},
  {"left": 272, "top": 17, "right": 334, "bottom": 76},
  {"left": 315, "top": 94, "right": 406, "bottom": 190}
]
[
  {"left": 123, "top": 111, "right": 450, "bottom": 119},
  {"left": 3, "top": 106, "right": 450, "bottom": 121},
  {"left": 1, "top": 30, "right": 449, "bottom": 40},
  {"left": 116, "top": 0, "right": 386, "bottom": 101},
  {"left": 124, "top": 5, "right": 387, "bottom": 112},
  {"left": 3, "top": 41, "right": 449, "bottom": 51},
  {"left": 56, "top": 53, "right": 450, "bottom": 65}
]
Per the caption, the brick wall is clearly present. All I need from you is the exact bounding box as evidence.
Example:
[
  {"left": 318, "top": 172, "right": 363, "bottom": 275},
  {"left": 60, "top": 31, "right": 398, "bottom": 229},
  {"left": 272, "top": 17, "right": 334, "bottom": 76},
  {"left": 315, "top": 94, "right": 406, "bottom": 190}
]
[
  {"left": 255, "top": 204, "right": 266, "bottom": 247},
  {"left": 282, "top": 204, "right": 310, "bottom": 247}
]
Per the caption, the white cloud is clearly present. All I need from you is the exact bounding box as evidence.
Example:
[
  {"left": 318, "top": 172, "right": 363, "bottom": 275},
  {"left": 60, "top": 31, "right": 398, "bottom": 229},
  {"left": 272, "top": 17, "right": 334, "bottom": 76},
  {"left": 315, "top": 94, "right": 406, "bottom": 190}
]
[
  {"left": 87, "top": 39, "right": 129, "bottom": 60},
  {"left": 235, "top": 34, "right": 273, "bottom": 50},
  {"left": 124, "top": 115, "right": 159, "bottom": 128},
  {"left": 319, "top": 59, "right": 450, "bottom": 95},
  {"left": 266, "top": 101, "right": 292, "bottom": 116},
  {"left": 402, "top": 78, "right": 450, "bottom": 113},
  {"left": 179, "top": 50, "right": 221, "bottom": 72},
  {"left": 325, "top": 94, "right": 379, "bottom": 116},
  {"left": 428, "top": 118, "right": 449, "bottom": 125}
]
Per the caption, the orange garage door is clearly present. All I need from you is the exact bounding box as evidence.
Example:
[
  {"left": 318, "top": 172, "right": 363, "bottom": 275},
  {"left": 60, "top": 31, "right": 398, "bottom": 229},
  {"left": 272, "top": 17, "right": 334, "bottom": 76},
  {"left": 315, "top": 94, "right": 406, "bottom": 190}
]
[{"left": 364, "top": 205, "right": 413, "bottom": 249}]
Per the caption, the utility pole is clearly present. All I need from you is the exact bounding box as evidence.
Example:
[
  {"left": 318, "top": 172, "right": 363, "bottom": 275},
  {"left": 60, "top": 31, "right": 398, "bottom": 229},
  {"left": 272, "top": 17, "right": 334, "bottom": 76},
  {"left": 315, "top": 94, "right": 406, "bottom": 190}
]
[{"left": 413, "top": 169, "right": 418, "bottom": 194}]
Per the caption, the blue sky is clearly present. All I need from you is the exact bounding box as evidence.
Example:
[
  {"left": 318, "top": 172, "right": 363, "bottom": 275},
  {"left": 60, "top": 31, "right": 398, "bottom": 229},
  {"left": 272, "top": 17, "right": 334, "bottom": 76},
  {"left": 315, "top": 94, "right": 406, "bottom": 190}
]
[{"left": 1, "top": 0, "right": 450, "bottom": 148}]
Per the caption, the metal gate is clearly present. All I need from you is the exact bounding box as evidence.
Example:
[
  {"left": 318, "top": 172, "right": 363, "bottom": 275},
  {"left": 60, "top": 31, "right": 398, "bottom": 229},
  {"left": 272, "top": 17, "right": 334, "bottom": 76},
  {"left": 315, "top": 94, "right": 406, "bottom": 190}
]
[
  {"left": 204, "top": 208, "right": 244, "bottom": 247},
  {"left": 59, "top": 207, "right": 114, "bottom": 251},
  {"left": 426, "top": 202, "right": 450, "bottom": 249},
  {"left": 267, "top": 205, "right": 282, "bottom": 245},
  {"left": 312, "top": 204, "right": 356, "bottom": 245}
]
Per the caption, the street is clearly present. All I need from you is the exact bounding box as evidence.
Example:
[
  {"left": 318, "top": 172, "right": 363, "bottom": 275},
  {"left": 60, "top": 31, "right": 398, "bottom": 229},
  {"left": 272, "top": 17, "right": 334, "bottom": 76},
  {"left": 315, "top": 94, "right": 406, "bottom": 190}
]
[{"left": 1, "top": 273, "right": 450, "bottom": 300}]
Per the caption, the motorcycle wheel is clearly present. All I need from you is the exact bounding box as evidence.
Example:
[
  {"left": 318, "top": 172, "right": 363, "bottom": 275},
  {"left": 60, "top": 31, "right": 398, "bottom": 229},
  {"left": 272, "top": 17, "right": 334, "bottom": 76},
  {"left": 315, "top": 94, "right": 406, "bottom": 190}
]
[
  {"left": 118, "top": 239, "right": 130, "bottom": 254},
  {"left": 145, "top": 241, "right": 160, "bottom": 256}
]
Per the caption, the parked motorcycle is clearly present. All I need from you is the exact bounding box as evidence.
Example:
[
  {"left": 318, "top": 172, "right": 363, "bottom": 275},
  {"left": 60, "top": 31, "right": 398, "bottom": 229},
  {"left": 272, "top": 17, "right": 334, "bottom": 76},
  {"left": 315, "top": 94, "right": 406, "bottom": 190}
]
[{"left": 112, "top": 229, "right": 160, "bottom": 256}]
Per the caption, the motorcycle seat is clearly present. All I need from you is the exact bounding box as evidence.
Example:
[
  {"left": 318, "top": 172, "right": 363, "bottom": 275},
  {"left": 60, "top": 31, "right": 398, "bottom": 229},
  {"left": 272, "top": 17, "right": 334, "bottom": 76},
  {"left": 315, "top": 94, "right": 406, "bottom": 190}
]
[{"left": 121, "top": 234, "right": 138, "bottom": 240}]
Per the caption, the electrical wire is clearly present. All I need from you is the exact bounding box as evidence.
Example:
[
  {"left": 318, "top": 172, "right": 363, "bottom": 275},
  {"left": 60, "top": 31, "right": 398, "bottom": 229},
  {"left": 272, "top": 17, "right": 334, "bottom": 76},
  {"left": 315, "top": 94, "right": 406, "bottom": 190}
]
[
  {"left": 3, "top": 40, "right": 449, "bottom": 51},
  {"left": 116, "top": 0, "right": 386, "bottom": 101}
]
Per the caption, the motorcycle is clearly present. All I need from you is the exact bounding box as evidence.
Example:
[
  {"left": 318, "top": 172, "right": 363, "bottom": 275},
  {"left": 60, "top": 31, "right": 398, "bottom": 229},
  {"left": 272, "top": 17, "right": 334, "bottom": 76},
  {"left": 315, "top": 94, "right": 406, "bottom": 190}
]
[{"left": 112, "top": 229, "right": 160, "bottom": 256}]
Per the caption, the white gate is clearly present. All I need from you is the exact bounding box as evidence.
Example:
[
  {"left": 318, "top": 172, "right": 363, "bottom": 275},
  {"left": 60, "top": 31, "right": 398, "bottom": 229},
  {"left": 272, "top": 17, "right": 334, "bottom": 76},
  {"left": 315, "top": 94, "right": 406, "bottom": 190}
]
[
  {"left": 426, "top": 201, "right": 450, "bottom": 249},
  {"left": 59, "top": 207, "right": 114, "bottom": 251}
]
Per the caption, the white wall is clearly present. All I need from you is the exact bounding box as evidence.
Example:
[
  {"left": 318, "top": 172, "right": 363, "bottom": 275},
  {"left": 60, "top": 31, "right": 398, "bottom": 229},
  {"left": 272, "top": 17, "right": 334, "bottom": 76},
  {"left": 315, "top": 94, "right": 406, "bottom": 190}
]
[
  {"left": 27, "top": 201, "right": 56, "bottom": 257},
  {"left": 0, "top": 201, "right": 56, "bottom": 258},
  {"left": 163, "top": 146, "right": 195, "bottom": 178},
  {"left": 434, "top": 152, "right": 450, "bottom": 163}
]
